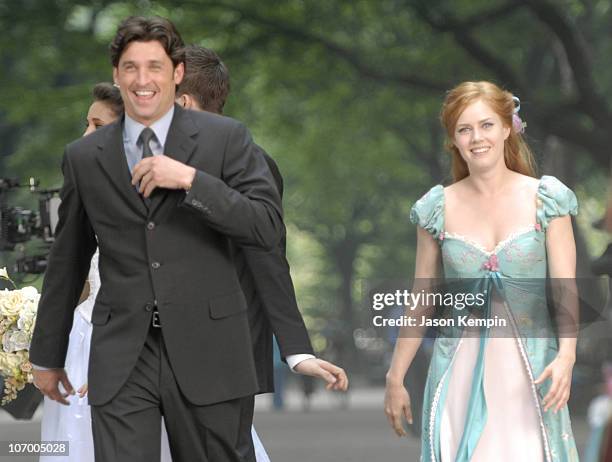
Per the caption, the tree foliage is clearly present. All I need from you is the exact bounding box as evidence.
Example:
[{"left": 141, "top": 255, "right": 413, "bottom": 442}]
[{"left": 1, "top": 0, "right": 608, "bottom": 369}]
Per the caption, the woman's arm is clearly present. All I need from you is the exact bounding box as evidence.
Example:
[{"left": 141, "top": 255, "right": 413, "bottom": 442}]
[
  {"left": 535, "top": 214, "right": 578, "bottom": 412},
  {"left": 547, "top": 215, "right": 579, "bottom": 357},
  {"left": 384, "top": 226, "right": 441, "bottom": 435}
]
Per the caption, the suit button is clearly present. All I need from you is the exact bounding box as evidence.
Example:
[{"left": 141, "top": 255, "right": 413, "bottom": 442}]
[
  {"left": 144, "top": 303, "right": 154, "bottom": 312},
  {"left": 147, "top": 222, "right": 155, "bottom": 230},
  {"left": 151, "top": 262, "right": 161, "bottom": 269}
]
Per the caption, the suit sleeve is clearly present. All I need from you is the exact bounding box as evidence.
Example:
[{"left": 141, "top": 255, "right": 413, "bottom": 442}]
[
  {"left": 29, "top": 149, "right": 96, "bottom": 368},
  {"left": 241, "top": 239, "right": 315, "bottom": 359},
  {"left": 181, "top": 122, "right": 283, "bottom": 251},
  {"left": 239, "top": 149, "right": 313, "bottom": 358}
]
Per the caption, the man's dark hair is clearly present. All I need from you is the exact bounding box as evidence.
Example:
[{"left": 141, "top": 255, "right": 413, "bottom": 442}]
[
  {"left": 177, "top": 45, "right": 230, "bottom": 114},
  {"left": 110, "top": 16, "right": 185, "bottom": 68},
  {"left": 92, "top": 82, "right": 124, "bottom": 116}
]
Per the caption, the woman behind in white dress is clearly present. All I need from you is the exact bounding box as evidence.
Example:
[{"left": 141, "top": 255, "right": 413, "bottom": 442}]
[
  {"left": 40, "top": 82, "right": 127, "bottom": 462},
  {"left": 40, "top": 83, "right": 271, "bottom": 462}
]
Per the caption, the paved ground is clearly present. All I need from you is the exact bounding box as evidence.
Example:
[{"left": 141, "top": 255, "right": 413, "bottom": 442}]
[
  {"left": 0, "top": 387, "right": 591, "bottom": 462},
  {"left": 254, "top": 387, "right": 590, "bottom": 462},
  {"left": 254, "top": 408, "right": 421, "bottom": 462}
]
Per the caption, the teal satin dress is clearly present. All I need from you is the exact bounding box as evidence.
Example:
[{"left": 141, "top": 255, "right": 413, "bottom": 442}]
[{"left": 410, "top": 175, "right": 580, "bottom": 462}]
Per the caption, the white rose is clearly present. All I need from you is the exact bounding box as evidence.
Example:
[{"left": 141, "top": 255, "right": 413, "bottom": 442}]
[
  {"left": 24, "top": 298, "right": 37, "bottom": 310},
  {"left": 20, "top": 287, "right": 39, "bottom": 302},
  {"left": 0, "top": 351, "right": 22, "bottom": 374},
  {"left": 0, "top": 268, "right": 8, "bottom": 279},
  {"left": 17, "top": 312, "right": 34, "bottom": 332},
  {"left": 0, "top": 290, "right": 24, "bottom": 317},
  {"left": 19, "top": 300, "right": 37, "bottom": 330}
]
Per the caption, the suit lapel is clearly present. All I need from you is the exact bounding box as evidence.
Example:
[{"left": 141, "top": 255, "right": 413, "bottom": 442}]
[
  {"left": 148, "top": 105, "right": 198, "bottom": 217},
  {"left": 96, "top": 119, "right": 148, "bottom": 218}
]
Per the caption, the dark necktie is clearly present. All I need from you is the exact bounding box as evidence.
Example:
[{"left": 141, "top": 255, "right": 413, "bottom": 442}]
[
  {"left": 138, "top": 127, "right": 156, "bottom": 208},
  {"left": 138, "top": 127, "right": 156, "bottom": 160}
]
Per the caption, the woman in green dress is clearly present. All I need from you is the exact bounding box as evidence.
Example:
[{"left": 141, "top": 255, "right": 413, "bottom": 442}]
[{"left": 384, "top": 81, "right": 579, "bottom": 461}]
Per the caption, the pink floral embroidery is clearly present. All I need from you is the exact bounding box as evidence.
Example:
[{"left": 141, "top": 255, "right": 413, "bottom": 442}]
[
  {"left": 439, "top": 231, "right": 445, "bottom": 241},
  {"left": 534, "top": 223, "right": 542, "bottom": 232},
  {"left": 482, "top": 254, "right": 499, "bottom": 272}
]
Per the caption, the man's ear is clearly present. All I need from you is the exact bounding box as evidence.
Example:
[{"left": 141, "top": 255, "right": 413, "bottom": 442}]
[
  {"left": 177, "top": 94, "right": 193, "bottom": 109},
  {"left": 174, "top": 62, "right": 185, "bottom": 85}
]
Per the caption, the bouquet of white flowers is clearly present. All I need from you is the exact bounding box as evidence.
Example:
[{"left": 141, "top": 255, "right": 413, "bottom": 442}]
[{"left": 0, "top": 268, "right": 39, "bottom": 404}]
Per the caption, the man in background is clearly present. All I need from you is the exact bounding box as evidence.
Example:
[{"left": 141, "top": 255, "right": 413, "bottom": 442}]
[{"left": 176, "top": 44, "right": 348, "bottom": 460}]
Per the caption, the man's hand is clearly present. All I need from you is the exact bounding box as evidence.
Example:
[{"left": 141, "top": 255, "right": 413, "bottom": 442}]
[
  {"left": 32, "top": 369, "right": 75, "bottom": 406},
  {"left": 294, "top": 359, "right": 349, "bottom": 391},
  {"left": 131, "top": 155, "right": 196, "bottom": 198}
]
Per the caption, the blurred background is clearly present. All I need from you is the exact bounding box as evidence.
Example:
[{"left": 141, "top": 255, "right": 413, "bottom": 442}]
[{"left": 1, "top": 0, "right": 612, "bottom": 460}]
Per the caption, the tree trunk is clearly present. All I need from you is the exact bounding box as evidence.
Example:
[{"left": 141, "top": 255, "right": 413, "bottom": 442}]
[{"left": 329, "top": 238, "right": 360, "bottom": 374}]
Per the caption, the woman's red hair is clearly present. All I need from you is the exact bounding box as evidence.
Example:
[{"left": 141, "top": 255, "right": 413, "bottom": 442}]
[{"left": 440, "top": 81, "right": 537, "bottom": 182}]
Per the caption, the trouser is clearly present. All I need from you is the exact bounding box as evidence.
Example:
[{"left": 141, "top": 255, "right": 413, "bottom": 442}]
[
  {"left": 91, "top": 325, "right": 247, "bottom": 462},
  {"left": 236, "top": 395, "right": 256, "bottom": 462}
]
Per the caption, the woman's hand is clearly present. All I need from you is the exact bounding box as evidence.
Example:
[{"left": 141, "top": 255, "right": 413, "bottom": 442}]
[
  {"left": 534, "top": 354, "right": 575, "bottom": 413},
  {"left": 77, "top": 383, "right": 88, "bottom": 398},
  {"left": 384, "top": 381, "right": 413, "bottom": 436}
]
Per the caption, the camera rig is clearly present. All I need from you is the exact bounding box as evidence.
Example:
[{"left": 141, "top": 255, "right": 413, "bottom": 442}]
[{"left": 0, "top": 177, "right": 60, "bottom": 274}]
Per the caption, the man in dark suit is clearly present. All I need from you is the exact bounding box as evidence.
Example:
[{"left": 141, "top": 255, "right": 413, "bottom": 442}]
[
  {"left": 29, "top": 16, "right": 289, "bottom": 461},
  {"left": 176, "top": 45, "right": 349, "bottom": 460}
]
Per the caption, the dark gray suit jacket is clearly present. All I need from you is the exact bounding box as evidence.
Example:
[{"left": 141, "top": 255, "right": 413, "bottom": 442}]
[{"left": 29, "top": 105, "right": 284, "bottom": 406}]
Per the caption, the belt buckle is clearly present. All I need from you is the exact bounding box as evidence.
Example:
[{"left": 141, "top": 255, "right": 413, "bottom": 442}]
[{"left": 152, "top": 310, "right": 161, "bottom": 328}]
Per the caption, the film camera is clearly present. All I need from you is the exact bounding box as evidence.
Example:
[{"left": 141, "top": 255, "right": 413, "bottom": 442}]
[{"left": 0, "top": 178, "right": 61, "bottom": 274}]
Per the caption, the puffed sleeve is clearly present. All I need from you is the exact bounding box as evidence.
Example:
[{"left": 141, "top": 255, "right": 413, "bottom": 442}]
[
  {"left": 409, "top": 184, "right": 445, "bottom": 240},
  {"left": 536, "top": 175, "right": 578, "bottom": 230},
  {"left": 75, "top": 248, "right": 99, "bottom": 324}
]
